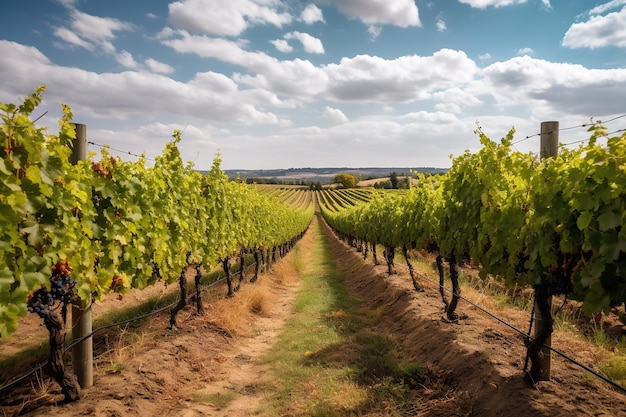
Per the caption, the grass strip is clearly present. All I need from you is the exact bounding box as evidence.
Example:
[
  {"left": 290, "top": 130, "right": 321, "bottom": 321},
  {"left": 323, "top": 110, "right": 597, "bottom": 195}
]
[{"left": 258, "top": 217, "right": 423, "bottom": 417}]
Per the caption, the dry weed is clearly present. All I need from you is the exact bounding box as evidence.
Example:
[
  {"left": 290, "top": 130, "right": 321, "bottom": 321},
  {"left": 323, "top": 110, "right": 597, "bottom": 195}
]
[
  {"left": 205, "top": 297, "right": 251, "bottom": 337},
  {"left": 203, "top": 249, "right": 302, "bottom": 337},
  {"left": 269, "top": 258, "right": 300, "bottom": 287},
  {"left": 1, "top": 370, "right": 56, "bottom": 416},
  {"left": 206, "top": 282, "right": 275, "bottom": 336},
  {"left": 102, "top": 326, "right": 142, "bottom": 368},
  {"left": 239, "top": 285, "right": 273, "bottom": 316}
]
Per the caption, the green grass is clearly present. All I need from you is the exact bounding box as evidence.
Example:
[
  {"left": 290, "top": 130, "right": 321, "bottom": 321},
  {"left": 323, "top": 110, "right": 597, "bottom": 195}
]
[
  {"left": 106, "top": 363, "right": 125, "bottom": 374},
  {"left": 598, "top": 355, "right": 626, "bottom": 388},
  {"left": 261, "top": 223, "right": 359, "bottom": 413},
  {"left": 552, "top": 315, "right": 580, "bottom": 334},
  {"left": 257, "top": 218, "right": 424, "bottom": 417}
]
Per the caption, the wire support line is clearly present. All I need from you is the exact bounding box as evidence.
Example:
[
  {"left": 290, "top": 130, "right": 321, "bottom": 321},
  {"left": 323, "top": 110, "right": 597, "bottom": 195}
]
[
  {"left": 511, "top": 113, "right": 626, "bottom": 146},
  {"left": 0, "top": 250, "right": 276, "bottom": 394},
  {"left": 390, "top": 259, "right": 626, "bottom": 393},
  {"left": 608, "top": 128, "right": 626, "bottom": 136},
  {"left": 557, "top": 128, "right": 626, "bottom": 149},
  {"left": 0, "top": 362, "right": 48, "bottom": 396},
  {"left": 555, "top": 113, "right": 626, "bottom": 132},
  {"left": 87, "top": 140, "right": 155, "bottom": 161},
  {"left": 600, "top": 113, "right": 626, "bottom": 124},
  {"left": 0, "top": 272, "right": 233, "bottom": 394},
  {"left": 558, "top": 138, "right": 592, "bottom": 148},
  {"left": 0, "top": 296, "right": 179, "bottom": 394},
  {"left": 1, "top": 112, "right": 49, "bottom": 128},
  {"left": 511, "top": 133, "right": 540, "bottom": 145}
]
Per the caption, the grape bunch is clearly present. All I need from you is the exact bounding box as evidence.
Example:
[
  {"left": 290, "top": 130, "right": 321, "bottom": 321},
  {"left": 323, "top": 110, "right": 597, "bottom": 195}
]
[
  {"left": 27, "top": 287, "right": 55, "bottom": 317},
  {"left": 50, "top": 272, "right": 77, "bottom": 305},
  {"left": 27, "top": 263, "right": 77, "bottom": 318}
]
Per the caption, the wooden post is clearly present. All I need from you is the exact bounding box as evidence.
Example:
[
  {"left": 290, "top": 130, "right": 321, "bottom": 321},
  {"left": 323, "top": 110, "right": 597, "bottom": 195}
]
[
  {"left": 540, "top": 121, "right": 559, "bottom": 160},
  {"left": 534, "top": 121, "right": 558, "bottom": 381},
  {"left": 69, "top": 123, "right": 88, "bottom": 165},
  {"left": 70, "top": 123, "right": 93, "bottom": 389}
]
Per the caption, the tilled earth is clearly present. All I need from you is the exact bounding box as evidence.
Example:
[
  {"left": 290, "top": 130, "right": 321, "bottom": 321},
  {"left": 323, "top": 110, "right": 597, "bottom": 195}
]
[{"left": 1, "top": 216, "right": 625, "bottom": 416}]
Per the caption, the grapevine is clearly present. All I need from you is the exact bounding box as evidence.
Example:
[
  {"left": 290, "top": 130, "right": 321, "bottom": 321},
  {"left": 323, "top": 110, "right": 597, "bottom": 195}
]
[
  {"left": 321, "top": 126, "right": 625, "bottom": 385},
  {"left": 0, "top": 88, "right": 313, "bottom": 400}
]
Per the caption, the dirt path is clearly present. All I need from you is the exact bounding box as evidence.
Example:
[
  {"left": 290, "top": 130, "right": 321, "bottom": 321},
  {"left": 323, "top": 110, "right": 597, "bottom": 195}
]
[
  {"left": 2, "top": 217, "right": 312, "bottom": 417},
  {"left": 172, "top": 227, "right": 312, "bottom": 417},
  {"left": 2, "top": 214, "right": 626, "bottom": 416}
]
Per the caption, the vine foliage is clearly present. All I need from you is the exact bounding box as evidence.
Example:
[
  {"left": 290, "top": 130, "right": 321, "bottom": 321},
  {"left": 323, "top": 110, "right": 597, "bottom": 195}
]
[
  {"left": 321, "top": 125, "right": 626, "bottom": 383},
  {"left": 1, "top": 87, "right": 313, "bottom": 400}
]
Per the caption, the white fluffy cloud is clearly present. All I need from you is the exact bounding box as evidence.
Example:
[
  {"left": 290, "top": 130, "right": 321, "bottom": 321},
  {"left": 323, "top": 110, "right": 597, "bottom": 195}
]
[
  {"left": 161, "top": 30, "right": 481, "bottom": 104},
  {"left": 517, "top": 47, "right": 534, "bottom": 55},
  {"left": 53, "top": 9, "right": 133, "bottom": 54},
  {"left": 53, "top": 27, "right": 94, "bottom": 51},
  {"left": 145, "top": 58, "right": 175, "bottom": 74},
  {"left": 436, "top": 19, "right": 447, "bottom": 32},
  {"left": 68, "top": 9, "right": 132, "bottom": 43},
  {"left": 325, "top": 49, "right": 477, "bottom": 102},
  {"left": 116, "top": 52, "right": 176, "bottom": 73},
  {"left": 271, "top": 38, "right": 293, "bottom": 53},
  {"left": 284, "top": 31, "right": 325, "bottom": 54},
  {"left": 300, "top": 4, "right": 325, "bottom": 24},
  {"left": 433, "top": 87, "right": 482, "bottom": 107},
  {"left": 4, "top": 33, "right": 622, "bottom": 146},
  {"left": 168, "top": 0, "right": 292, "bottom": 36},
  {"left": 480, "top": 55, "right": 626, "bottom": 115},
  {"left": 116, "top": 50, "right": 140, "bottom": 69},
  {"left": 562, "top": 5, "right": 626, "bottom": 48},
  {"left": 323, "top": 106, "right": 349, "bottom": 123},
  {"left": 51, "top": 6, "right": 175, "bottom": 76},
  {"left": 0, "top": 40, "right": 288, "bottom": 126},
  {"left": 367, "top": 25, "right": 382, "bottom": 41},
  {"left": 458, "top": 0, "right": 527, "bottom": 8},
  {"left": 589, "top": 0, "right": 626, "bottom": 15},
  {"left": 322, "top": 0, "right": 421, "bottom": 27},
  {"left": 161, "top": 31, "right": 328, "bottom": 97}
]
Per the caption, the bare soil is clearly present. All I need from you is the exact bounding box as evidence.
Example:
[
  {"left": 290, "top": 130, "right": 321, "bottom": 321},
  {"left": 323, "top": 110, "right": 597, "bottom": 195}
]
[{"left": 1, "top": 215, "right": 625, "bottom": 416}]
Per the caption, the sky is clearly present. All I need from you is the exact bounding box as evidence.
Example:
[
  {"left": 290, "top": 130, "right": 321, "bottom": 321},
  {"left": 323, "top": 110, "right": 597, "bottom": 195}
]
[{"left": 1, "top": 0, "right": 625, "bottom": 170}]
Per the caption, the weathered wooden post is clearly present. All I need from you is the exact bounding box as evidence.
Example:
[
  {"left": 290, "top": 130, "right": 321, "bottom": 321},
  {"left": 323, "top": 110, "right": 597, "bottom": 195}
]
[
  {"left": 70, "top": 123, "right": 93, "bottom": 389},
  {"left": 534, "top": 121, "right": 559, "bottom": 381},
  {"left": 540, "top": 121, "right": 559, "bottom": 160}
]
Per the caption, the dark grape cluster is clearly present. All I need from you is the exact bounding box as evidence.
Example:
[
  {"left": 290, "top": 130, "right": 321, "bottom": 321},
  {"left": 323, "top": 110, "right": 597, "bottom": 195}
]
[
  {"left": 27, "top": 273, "right": 77, "bottom": 318},
  {"left": 27, "top": 287, "right": 54, "bottom": 317},
  {"left": 91, "top": 189, "right": 101, "bottom": 208}
]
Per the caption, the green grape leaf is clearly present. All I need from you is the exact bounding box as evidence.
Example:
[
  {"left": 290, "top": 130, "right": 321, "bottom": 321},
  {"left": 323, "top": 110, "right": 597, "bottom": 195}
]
[
  {"left": 597, "top": 210, "right": 621, "bottom": 231},
  {"left": 576, "top": 211, "right": 593, "bottom": 231}
]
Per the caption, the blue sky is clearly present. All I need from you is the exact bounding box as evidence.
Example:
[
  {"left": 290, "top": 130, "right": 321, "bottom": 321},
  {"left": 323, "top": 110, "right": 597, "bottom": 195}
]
[{"left": 1, "top": 0, "right": 625, "bottom": 170}]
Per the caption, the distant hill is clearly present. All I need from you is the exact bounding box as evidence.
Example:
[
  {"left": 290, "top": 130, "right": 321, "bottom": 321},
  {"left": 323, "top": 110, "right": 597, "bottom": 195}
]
[{"left": 220, "top": 167, "right": 447, "bottom": 183}]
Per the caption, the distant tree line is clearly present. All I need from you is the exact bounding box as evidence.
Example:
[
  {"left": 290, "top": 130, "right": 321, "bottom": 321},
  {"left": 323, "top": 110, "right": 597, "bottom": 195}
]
[
  {"left": 240, "top": 177, "right": 317, "bottom": 188},
  {"left": 234, "top": 170, "right": 441, "bottom": 190},
  {"left": 373, "top": 172, "right": 410, "bottom": 189}
]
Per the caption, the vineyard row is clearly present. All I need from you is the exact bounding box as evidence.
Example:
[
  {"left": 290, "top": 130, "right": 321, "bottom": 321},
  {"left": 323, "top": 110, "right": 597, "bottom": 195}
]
[
  {"left": 0, "top": 87, "right": 314, "bottom": 401},
  {"left": 319, "top": 124, "right": 625, "bottom": 384}
]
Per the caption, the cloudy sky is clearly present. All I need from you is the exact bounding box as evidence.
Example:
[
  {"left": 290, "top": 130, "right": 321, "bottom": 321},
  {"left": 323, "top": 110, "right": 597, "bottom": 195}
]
[{"left": 1, "top": 0, "right": 625, "bottom": 170}]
